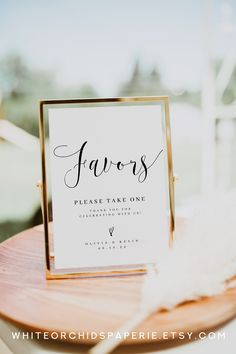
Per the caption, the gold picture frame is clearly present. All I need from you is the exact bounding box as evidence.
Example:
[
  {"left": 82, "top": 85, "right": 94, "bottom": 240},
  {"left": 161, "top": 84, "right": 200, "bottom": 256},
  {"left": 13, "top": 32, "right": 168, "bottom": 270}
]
[{"left": 38, "top": 96, "right": 175, "bottom": 279}]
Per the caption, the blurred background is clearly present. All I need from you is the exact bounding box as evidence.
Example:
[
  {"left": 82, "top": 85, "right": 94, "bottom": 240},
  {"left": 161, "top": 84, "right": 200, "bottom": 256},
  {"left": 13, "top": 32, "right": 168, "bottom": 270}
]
[{"left": 0, "top": 0, "right": 236, "bottom": 242}]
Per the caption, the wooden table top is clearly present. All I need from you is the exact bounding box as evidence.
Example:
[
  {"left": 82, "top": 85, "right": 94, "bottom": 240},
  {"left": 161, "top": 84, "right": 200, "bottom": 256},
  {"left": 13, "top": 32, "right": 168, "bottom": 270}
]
[{"left": 0, "top": 224, "right": 236, "bottom": 346}]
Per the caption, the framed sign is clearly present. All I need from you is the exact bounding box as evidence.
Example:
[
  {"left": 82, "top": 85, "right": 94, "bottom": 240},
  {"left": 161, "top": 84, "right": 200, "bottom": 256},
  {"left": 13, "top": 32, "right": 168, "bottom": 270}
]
[{"left": 39, "top": 96, "right": 175, "bottom": 279}]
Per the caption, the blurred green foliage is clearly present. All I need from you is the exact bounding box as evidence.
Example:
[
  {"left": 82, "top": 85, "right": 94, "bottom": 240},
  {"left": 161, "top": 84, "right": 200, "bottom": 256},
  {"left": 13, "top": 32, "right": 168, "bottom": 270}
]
[
  {"left": 0, "top": 54, "right": 98, "bottom": 136},
  {"left": 118, "top": 60, "right": 201, "bottom": 106},
  {"left": 214, "top": 59, "right": 236, "bottom": 105}
]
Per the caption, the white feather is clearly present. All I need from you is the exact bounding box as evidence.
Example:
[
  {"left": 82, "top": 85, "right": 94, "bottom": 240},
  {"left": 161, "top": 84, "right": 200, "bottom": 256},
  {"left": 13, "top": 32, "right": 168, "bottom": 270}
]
[{"left": 150, "top": 191, "right": 236, "bottom": 310}]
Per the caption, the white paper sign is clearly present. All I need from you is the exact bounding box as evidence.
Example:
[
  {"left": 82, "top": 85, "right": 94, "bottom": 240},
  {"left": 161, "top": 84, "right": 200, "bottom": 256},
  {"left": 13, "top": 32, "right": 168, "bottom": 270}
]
[{"left": 48, "top": 104, "right": 169, "bottom": 270}]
